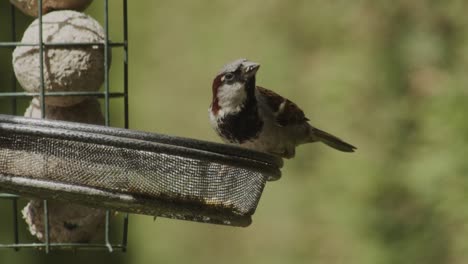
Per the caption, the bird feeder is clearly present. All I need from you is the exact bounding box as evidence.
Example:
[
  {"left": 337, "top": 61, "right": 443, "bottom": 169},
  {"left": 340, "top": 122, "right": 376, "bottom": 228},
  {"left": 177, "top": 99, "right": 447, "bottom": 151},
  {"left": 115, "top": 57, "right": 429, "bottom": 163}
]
[{"left": 0, "top": 0, "right": 282, "bottom": 252}]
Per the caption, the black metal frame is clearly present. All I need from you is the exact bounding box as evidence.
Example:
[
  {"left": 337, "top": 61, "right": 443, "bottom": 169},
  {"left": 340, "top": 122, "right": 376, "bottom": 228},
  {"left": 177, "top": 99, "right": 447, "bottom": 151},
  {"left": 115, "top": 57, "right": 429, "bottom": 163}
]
[{"left": 0, "top": 0, "right": 129, "bottom": 253}]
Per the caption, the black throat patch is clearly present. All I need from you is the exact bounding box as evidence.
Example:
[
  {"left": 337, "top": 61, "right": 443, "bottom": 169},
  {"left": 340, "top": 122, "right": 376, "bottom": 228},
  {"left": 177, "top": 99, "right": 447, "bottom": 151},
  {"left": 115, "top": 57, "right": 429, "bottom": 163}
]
[{"left": 217, "top": 77, "right": 263, "bottom": 144}]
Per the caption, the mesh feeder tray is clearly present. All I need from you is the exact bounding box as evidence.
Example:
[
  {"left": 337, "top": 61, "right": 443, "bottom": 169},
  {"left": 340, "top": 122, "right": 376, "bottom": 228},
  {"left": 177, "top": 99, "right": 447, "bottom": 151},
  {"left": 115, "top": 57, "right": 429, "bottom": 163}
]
[{"left": 0, "top": 114, "right": 282, "bottom": 227}]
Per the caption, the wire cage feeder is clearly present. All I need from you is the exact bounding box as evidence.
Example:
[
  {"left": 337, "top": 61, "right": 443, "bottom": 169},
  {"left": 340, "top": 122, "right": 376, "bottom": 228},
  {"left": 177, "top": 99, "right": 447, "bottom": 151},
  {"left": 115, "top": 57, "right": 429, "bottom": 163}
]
[{"left": 0, "top": 0, "right": 282, "bottom": 253}]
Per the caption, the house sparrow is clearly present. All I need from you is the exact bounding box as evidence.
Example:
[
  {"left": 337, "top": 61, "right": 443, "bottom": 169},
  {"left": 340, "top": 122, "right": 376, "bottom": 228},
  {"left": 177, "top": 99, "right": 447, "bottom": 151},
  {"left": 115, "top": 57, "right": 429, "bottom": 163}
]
[{"left": 209, "top": 58, "right": 356, "bottom": 159}]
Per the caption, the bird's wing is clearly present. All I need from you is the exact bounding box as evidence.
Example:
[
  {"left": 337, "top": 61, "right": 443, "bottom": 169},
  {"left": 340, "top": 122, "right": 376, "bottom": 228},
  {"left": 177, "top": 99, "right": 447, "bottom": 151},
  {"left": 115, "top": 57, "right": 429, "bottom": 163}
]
[{"left": 257, "top": 86, "right": 309, "bottom": 127}]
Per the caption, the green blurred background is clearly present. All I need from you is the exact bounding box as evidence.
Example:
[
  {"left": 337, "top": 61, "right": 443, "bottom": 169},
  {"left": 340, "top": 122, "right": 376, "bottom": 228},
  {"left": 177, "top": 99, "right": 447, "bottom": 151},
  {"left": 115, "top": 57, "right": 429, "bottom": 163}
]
[{"left": 1, "top": 0, "right": 468, "bottom": 263}]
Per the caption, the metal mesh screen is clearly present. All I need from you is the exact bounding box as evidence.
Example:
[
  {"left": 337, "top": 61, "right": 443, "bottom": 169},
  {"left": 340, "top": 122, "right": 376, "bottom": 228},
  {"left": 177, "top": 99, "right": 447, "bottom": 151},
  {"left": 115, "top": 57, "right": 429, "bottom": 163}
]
[{"left": 0, "top": 115, "right": 282, "bottom": 227}]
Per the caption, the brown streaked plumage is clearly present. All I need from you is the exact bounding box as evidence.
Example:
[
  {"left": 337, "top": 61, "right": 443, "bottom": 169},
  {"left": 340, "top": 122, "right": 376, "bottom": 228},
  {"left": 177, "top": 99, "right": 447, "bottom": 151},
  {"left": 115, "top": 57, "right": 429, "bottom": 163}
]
[
  {"left": 256, "top": 86, "right": 309, "bottom": 126},
  {"left": 209, "top": 58, "right": 356, "bottom": 158}
]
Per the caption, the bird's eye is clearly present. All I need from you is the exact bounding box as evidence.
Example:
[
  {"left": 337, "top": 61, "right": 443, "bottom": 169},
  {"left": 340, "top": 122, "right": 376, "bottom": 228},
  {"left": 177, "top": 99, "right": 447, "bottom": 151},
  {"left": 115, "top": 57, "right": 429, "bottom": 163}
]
[{"left": 224, "top": 73, "right": 235, "bottom": 81}]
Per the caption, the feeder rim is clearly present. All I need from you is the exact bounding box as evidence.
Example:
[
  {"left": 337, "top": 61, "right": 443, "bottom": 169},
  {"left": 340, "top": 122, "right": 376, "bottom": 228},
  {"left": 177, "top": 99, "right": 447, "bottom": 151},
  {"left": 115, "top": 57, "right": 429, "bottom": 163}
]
[{"left": 0, "top": 114, "right": 282, "bottom": 180}]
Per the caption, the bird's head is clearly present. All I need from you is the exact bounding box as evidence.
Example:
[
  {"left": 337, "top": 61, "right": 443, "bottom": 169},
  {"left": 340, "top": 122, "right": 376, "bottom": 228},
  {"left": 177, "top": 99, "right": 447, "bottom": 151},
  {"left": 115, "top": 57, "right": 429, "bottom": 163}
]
[{"left": 211, "top": 59, "right": 260, "bottom": 115}]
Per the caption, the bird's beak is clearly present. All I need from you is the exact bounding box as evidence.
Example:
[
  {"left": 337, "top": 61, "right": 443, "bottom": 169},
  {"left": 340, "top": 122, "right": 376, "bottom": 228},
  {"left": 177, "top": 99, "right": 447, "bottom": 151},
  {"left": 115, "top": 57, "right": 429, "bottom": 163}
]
[{"left": 242, "top": 62, "right": 260, "bottom": 79}]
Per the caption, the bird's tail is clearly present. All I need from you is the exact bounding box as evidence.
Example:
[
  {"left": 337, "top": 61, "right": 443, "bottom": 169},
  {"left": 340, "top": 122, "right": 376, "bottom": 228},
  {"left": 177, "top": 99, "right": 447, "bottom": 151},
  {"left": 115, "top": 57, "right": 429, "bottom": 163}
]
[{"left": 309, "top": 127, "right": 356, "bottom": 152}]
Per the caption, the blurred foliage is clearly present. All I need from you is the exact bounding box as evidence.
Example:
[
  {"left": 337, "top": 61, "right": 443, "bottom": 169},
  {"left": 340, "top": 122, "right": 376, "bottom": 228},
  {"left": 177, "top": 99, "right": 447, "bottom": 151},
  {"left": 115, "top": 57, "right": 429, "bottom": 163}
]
[{"left": 1, "top": 0, "right": 468, "bottom": 263}]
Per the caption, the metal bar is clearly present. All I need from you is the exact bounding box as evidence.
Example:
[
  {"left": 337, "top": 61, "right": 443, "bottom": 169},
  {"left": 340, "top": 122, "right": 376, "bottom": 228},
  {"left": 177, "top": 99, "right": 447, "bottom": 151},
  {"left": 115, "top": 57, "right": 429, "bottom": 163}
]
[
  {"left": 105, "top": 210, "right": 113, "bottom": 252},
  {"left": 43, "top": 200, "right": 50, "bottom": 253},
  {"left": 121, "top": 0, "right": 130, "bottom": 246},
  {"left": 12, "top": 198, "right": 19, "bottom": 251},
  {"left": 104, "top": 0, "right": 110, "bottom": 126},
  {"left": 0, "top": 243, "right": 125, "bottom": 249},
  {"left": 123, "top": 0, "right": 129, "bottom": 130},
  {"left": 0, "top": 193, "right": 20, "bottom": 198},
  {"left": 0, "top": 42, "right": 126, "bottom": 48},
  {"left": 38, "top": 0, "right": 45, "bottom": 118},
  {"left": 0, "top": 91, "right": 126, "bottom": 98},
  {"left": 38, "top": 0, "right": 50, "bottom": 254},
  {"left": 121, "top": 213, "right": 128, "bottom": 252},
  {"left": 10, "top": 4, "right": 17, "bottom": 115},
  {"left": 121, "top": 5, "right": 131, "bottom": 249}
]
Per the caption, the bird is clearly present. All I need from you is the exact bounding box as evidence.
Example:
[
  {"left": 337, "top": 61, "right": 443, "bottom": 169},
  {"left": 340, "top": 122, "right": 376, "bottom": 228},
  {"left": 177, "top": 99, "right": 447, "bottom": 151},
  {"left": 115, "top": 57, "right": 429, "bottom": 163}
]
[{"left": 209, "top": 58, "right": 356, "bottom": 159}]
